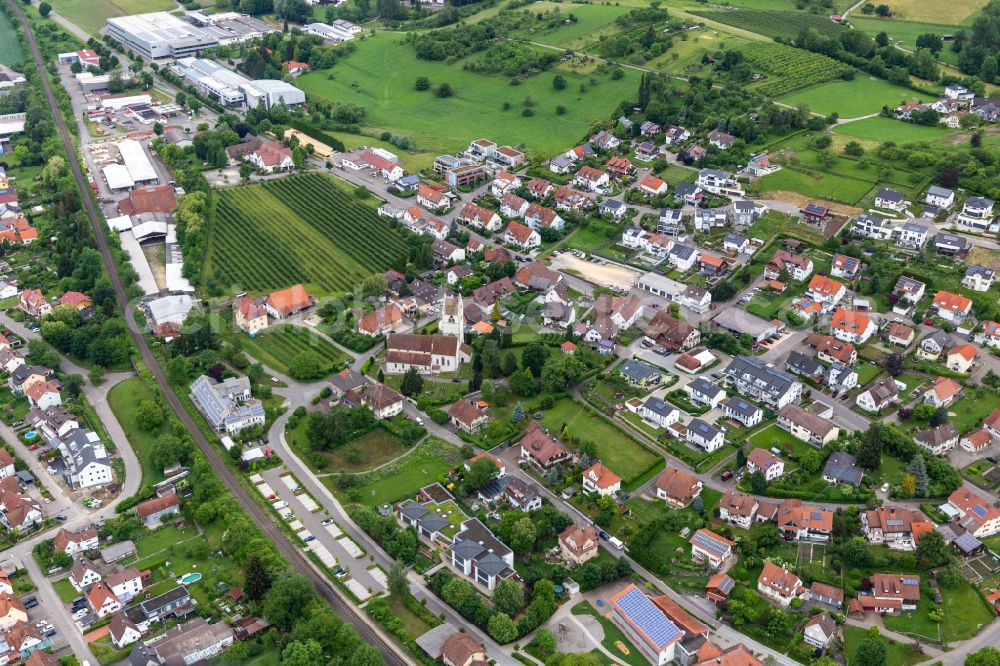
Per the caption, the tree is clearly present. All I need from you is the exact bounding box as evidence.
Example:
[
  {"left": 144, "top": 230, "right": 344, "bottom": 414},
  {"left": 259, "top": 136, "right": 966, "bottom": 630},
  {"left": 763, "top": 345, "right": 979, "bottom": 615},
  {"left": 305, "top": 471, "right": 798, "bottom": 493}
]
[
  {"left": 501, "top": 352, "right": 518, "bottom": 377},
  {"left": 263, "top": 573, "right": 316, "bottom": 630},
  {"left": 908, "top": 454, "right": 929, "bottom": 496},
  {"left": 39, "top": 1, "right": 51, "bottom": 16},
  {"left": 135, "top": 400, "right": 164, "bottom": 431},
  {"left": 534, "top": 628, "right": 556, "bottom": 656},
  {"left": 41, "top": 156, "right": 66, "bottom": 187},
  {"left": 465, "top": 457, "right": 497, "bottom": 491},
  {"left": 481, "top": 340, "right": 502, "bottom": 378},
  {"left": 521, "top": 343, "right": 548, "bottom": 377},
  {"left": 857, "top": 424, "right": 884, "bottom": 470},
  {"left": 244, "top": 554, "right": 273, "bottom": 601},
  {"left": 912, "top": 403, "right": 935, "bottom": 421},
  {"left": 400, "top": 368, "right": 424, "bottom": 396},
  {"left": 844, "top": 141, "right": 864, "bottom": 156},
  {"left": 981, "top": 55, "right": 998, "bottom": 83},
  {"left": 966, "top": 647, "right": 1000, "bottom": 666},
  {"left": 916, "top": 529, "right": 950, "bottom": 567},
  {"left": 361, "top": 273, "right": 389, "bottom": 298},
  {"left": 240, "top": 162, "right": 253, "bottom": 183},
  {"left": 748, "top": 470, "right": 768, "bottom": 494},
  {"left": 492, "top": 579, "right": 525, "bottom": 616},
  {"left": 854, "top": 636, "right": 887, "bottom": 666},
  {"left": 512, "top": 401, "right": 525, "bottom": 423},
  {"left": 488, "top": 612, "right": 517, "bottom": 643},
  {"left": 510, "top": 368, "right": 538, "bottom": 396},
  {"left": 289, "top": 351, "right": 325, "bottom": 380},
  {"left": 900, "top": 473, "right": 916, "bottom": 497},
  {"left": 916, "top": 32, "right": 943, "bottom": 52},
  {"left": 348, "top": 644, "right": 385, "bottom": 666},
  {"left": 510, "top": 516, "right": 536, "bottom": 553},
  {"left": 930, "top": 406, "right": 949, "bottom": 427},
  {"left": 387, "top": 563, "right": 408, "bottom": 598},
  {"left": 884, "top": 352, "right": 904, "bottom": 376},
  {"left": 282, "top": 640, "right": 325, "bottom": 666},
  {"left": 436, "top": 82, "right": 454, "bottom": 98},
  {"left": 540, "top": 355, "right": 585, "bottom": 392},
  {"left": 552, "top": 74, "right": 567, "bottom": 90},
  {"left": 415, "top": 76, "right": 430, "bottom": 90},
  {"left": 799, "top": 449, "right": 821, "bottom": 474}
]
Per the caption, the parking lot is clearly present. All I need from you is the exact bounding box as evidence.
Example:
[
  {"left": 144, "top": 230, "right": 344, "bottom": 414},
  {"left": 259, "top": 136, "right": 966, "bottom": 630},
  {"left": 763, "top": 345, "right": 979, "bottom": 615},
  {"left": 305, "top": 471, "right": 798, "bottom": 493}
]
[{"left": 255, "top": 467, "right": 388, "bottom": 601}]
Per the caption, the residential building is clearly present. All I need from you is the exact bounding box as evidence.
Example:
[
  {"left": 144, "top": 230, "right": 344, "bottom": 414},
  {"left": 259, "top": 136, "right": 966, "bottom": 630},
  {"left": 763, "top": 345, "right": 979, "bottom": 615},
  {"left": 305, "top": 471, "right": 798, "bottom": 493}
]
[
  {"left": 458, "top": 203, "right": 501, "bottom": 232},
  {"left": 644, "top": 312, "right": 700, "bottom": 350},
  {"left": 917, "top": 329, "right": 954, "bottom": 360},
  {"left": 708, "top": 130, "right": 736, "bottom": 149},
  {"left": 805, "top": 275, "right": 846, "bottom": 312},
  {"left": 721, "top": 356, "right": 802, "bottom": 409},
  {"left": 777, "top": 404, "right": 839, "bottom": 446},
  {"left": 830, "top": 254, "right": 861, "bottom": 279},
  {"left": 689, "top": 528, "right": 735, "bottom": 569},
  {"left": 896, "top": 222, "right": 930, "bottom": 249},
  {"left": 520, "top": 422, "right": 575, "bottom": 471},
  {"left": 822, "top": 451, "right": 864, "bottom": 487},
  {"left": 503, "top": 222, "right": 541, "bottom": 249},
  {"left": 960, "top": 427, "right": 992, "bottom": 453},
  {"left": 979, "top": 320, "right": 1000, "bottom": 349},
  {"left": 654, "top": 466, "right": 702, "bottom": 508},
  {"left": 831, "top": 308, "right": 875, "bottom": 344},
  {"left": 946, "top": 486, "right": 1000, "bottom": 537},
  {"left": 135, "top": 492, "right": 180, "bottom": 528},
  {"left": 686, "top": 377, "right": 726, "bottom": 409},
  {"left": 852, "top": 213, "right": 893, "bottom": 240},
  {"left": 0, "top": 594, "right": 26, "bottom": 631},
  {"left": 581, "top": 462, "right": 622, "bottom": 497},
  {"left": 935, "top": 232, "right": 969, "bottom": 256},
  {"left": 757, "top": 562, "right": 807, "bottom": 607},
  {"left": 449, "top": 518, "right": 516, "bottom": 591},
  {"left": 233, "top": 296, "right": 268, "bottom": 335},
  {"left": 56, "top": 429, "right": 114, "bottom": 490},
  {"left": 893, "top": 276, "right": 926, "bottom": 306},
  {"left": 559, "top": 524, "right": 599, "bottom": 565},
  {"left": 706, "top": 573, "right": 735, "bottom": 605},
  {"left": 776, "top": 499, "right": 832, "bottom": 542},
  {"left": 190, "top": 375, "right": 264, "bottom": 435},
  {"left": 620, "top": 359, "right": 664, "bottom": 388},
  {"left": 265, "top": 284, "right": 313, "bottom": 319},
  {"left": 861, "top": 574, "right": 921, "bottom": 613},
  {"left": 109, "top": 613, "right": 141, "bottom": 649},
  {"left": 807, "top": 333, "right": 857, "bottom": 365},
  {"left": 956, "top": 196, "right": 994, "bottom": 230},
  {"left": 440, "top": 632, "right": 487, "bottom": 666},
  {"left": 686, "top": 418, "right": 725, "bottom": 452},
  {"left": 947, "top": 344, "right": 977, "bottom": 373},
  {"left": 696, "top": 169, "right": 742, "bottom": 196},
  {"left": 53, "top": 527, "right": 99, "bottom": 556},
  {"left": 448, "top": 400, "right": 490, "bottom": 434},
  {"left": 357, "top": 303, "right": 405, "bottom": 337},
  {"left": 343, "top": 383, "right": 404, "bottom": 420},
  {"left": 887, "top": 322, "right": 915, "bottom": 347},
  {"left": 746, "top": 448, "right": 784, "bottom": 481},
  {"left": 924, "top": 376, "right": 963, "bottom": 408},
  {"left": 963, "top": 264, "right": 996, "bottom": 292},
  {"left": 803, "top": 613, "right": 837, "bottom": 650},
  {"left": 932, "top": 290, "right": 973, "bottom": 322},
  {"left": 810, "top": 582, "right": 844, "bottom": 610},
  {"left": 18, "top": 289, "right": 50, "bottom": 319},
  {"left": 152, "top": 618, "right": 234, "bottom": 665},
  {"left": 926, "top": 186, "right": 955, "bottom": 208},
  {"left": 856, "top": 377, "right": 903, "bottom": 413},
  {"left": 862, "top": 506, "right": 928, "bottom": 549},
  {"left": 722, "top": 397, "right": 763, "bottom": 428},
  {"left": 636, "top": 396, "right": 681, "bottom": 430},
  {"left": 875, "top": 188, "right": 906, "bottom": 211},
  {"left": 719, "top": 491, "right": 759, "bottom": 528},
  {"left": 915, "top": 423, "right": 960, "bottom": 455}
]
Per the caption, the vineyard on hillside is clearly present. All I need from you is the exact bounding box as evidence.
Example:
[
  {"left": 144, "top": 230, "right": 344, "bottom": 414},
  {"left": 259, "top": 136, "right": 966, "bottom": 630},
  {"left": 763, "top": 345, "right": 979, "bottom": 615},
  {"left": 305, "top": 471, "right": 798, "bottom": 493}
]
[
  {"left": 738, "top": 42, "right": 854, "bottom": 97},
  {"left": 206, "top": 173, "right": 409, "bottom": 295},
  {"left": 691, "top": 10, "right": 845, "bottom": 41}
]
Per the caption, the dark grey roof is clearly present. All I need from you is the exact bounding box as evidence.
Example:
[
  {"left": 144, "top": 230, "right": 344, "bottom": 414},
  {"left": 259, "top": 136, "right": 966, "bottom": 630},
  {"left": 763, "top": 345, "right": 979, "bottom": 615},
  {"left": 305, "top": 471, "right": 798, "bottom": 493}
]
[
  {"left": 724, "top": 356, "right": 797, "bottom": 399},
  {"left": 642, "top": 396, "right": 678, "bottom": 418},
  {"left": 600, "top": 199, "right": 625, "bottom": 212},
  {"left": 672, "top": 244, "right": 696, "bottom": 260},
  {"left": 927, "top": 185, "right": 953, "bottom": 198},
  {"left": 936, "top": 232, "right": 968, "bottom": 248},
  {"left": 966, "top": 264, "right": 995, "bottom": 278},
  {"left": 660, "top": 208, "right": 684, "bottom": 221},
  {"left": 724, "top": 233, "right": 747, "bottom": 246},
  {"left": 823, "top": 451, "right": 863, "bottom": 486},
  {"left": 688, "top": 377, "right": 724, "bottom": 397},
  {"left": 129, "top": 644, "right": 162, "bottom": 666},
  {"left": 675, "top": 182, "right": 700, "bottom": 197},
  {"left": 620, "top": 359, "right": 661, "bottom": 382},
  {"left": 475, "top": 552, "right": 510, "bottom": 576},
  {"left": 477, "top": 476, "right": 511, "bottom": 501},
  {"left": 399, "top": 501, "right": 429, "bottom": 521},
  {"left": 901, "top": 222, "right": 928, "bottom": 234},
  {"left": 877, "top": 188, "right": 904, "bottom": 202},
  {"left": 450, "top": 539, "right": 485, "bottom": 561},
  {"left": 966, "top": 196, "right": 994, "bottom": 208},
  {"left": 785, "top": 350, "right": 823, "bottom": 377},
  {"left": 418, "top": 514, "right": 449, "bottom": 534},
  {"left": 688, "top": 418, "right": 722, "bottom": 440},
  {"left": 915, "top": 423, "right": 959, "bottom": 446},
  {"left": 722, "top": 397, "right": 760, "bottom": 418},
  {"left": 953, "top": 531, "right": 983, "bottom": 554}
]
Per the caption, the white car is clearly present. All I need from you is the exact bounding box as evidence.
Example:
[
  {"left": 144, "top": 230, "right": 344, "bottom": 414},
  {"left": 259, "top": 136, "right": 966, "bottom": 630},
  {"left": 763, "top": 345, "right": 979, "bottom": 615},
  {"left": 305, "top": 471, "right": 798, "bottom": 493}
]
[
  {"left": 271, "top": 500, "right": 289, "bottom": 510},
  {"left": 415, "top": 417, "right": 424, "bottom": 426},
  {"left": 880, "top": 483, "right": 890, "bottom": 493}
]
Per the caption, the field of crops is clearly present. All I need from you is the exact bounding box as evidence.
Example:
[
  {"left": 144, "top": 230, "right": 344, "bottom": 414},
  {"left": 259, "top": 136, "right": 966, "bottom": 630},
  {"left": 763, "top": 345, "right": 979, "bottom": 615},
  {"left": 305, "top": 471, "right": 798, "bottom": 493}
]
[
  {"left": 690, "top": 10, "right": 845, "bottom": 40},
  {"left": 739, "top": 42, "right": 854, "bottom": 97},
  {"left": 241, "top": 324, "right": 348, "bottom": 379},
  {"left": 206, "top": 173, "right": 408, "bottom": 296},
  {"left": 0, "top": 11, "right": 22, "bottom": 68}
]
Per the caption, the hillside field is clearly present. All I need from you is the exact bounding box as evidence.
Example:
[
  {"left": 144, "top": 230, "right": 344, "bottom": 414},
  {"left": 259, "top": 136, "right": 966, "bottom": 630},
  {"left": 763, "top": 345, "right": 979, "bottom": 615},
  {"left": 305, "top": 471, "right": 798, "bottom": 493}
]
[
  {"left": 849, "top": 17, "right": 963, "bottom": 66},
  {"left": 295, "top": 31, "right": 640, "bottom": 158},
  {"left": 204, "top": 173, "right": 408, "bottom": 296},
  {"left": 832, "top": 116, "right": 962, "bottom": 143},
  {"left": 48, "top": 0, "right": 176, "bottom": 37},
  {"left": 778, "top": 76, "right": 933, "bottom": 118},
  {"left": 881, "top": 0, "right": 986, "bottom": 24},
  {"left": 690, "top": 9, "right": 845, "bottom": 40}
]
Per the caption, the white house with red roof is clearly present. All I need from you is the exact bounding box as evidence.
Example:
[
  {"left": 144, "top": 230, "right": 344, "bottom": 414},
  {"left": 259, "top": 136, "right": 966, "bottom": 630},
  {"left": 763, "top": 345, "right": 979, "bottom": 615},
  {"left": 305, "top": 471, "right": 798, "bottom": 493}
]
[
  {"left": 757, "top": 562, "right": 807, "bottom": 607},
  {"left": 503, "top": 222, "right": 541, "bottom": 249},
  {"left": 87, "top": 581, "right": 122, "bottom": 619},
  {"left": 961, "top": 427, "right": 993, "bottom": 452},
  {"left": 418, "top": 184, "right": 449, "bottom": 212},
  {"left": 746, "top": 448, "right": 784, "bottom": 481},
  {"left": 581, "top": 462, "right": 621, "bottom": 497},
  {"left": 805, "top": 275, "right": 846, "bottom": 312},
  {"left": 689, "top": 528, "right": 735, "bottom": 569},
  {"left": 946, "top": 486, "right": 1000, "bottom": 537},
  {"left": 947, "top": 344, "right": 977, "bottom": 373},
  {"left": 18, "top": 289, "right": 50, "bottom": 319},
  {"left": 830, "top": 308, "right": 875, "bottom": 344},
  {"left": 491, "top": 171, "right": 521, "bottom": 198},
  {"left": 458, "top": 203, "right": 501, "bottom": 231},
  {"left": 932, "top": 290, "right": 973, "bottom": 323},
  {"left": 609, "top": 584, "right": 684, "bottom": 665},
  {"left": 638, "top": 173, "right": 668, "bottom": 197},
  {"left": 923, "top": 376, "right": 963, "bottom": 408}
]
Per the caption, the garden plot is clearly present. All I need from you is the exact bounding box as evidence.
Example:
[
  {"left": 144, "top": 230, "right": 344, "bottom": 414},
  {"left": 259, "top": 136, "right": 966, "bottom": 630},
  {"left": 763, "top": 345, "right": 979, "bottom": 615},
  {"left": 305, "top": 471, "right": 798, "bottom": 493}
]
[
  {"left": 338, "top": 535, "right": 365, "bottom": 558},
  {"left": 959, "top": 551, "right": 1000, "bottom": 585}
]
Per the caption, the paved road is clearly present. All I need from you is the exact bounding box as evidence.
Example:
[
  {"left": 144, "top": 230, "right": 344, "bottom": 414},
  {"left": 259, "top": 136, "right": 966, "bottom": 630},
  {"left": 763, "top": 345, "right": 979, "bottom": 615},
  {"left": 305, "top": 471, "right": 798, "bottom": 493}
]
[{"left": 6, "top": 3, "right": 415, "bottom": 664}]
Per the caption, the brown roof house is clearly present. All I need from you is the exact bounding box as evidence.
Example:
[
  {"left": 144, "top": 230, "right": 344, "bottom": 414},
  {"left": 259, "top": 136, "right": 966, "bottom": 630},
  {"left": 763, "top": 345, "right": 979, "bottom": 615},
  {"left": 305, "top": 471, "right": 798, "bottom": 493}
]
[
  {"left": 385, "top": 333, "right": 471, "bottom": 375},
  {"left": 519, "top": 422, "right": 575, "bottom": 472},
  {"left": 757, "top": 561, "right": 807, "bottom": 607},
  {"left": 53, "top": 527, "right": 99, "bottom": 556},
  {"left": 448, "top": 400, "right": 490, "bottom": 433},
  {"left": 441, "top": 632, "right": 487, "bottom": 666},
  {"left": 559, "top": 524, "right": 599, "bottom": 565},
  {"left": 265, "top": 284, "right": 314, "bottom": 319},
  {"left": 135, "top": 492, "right": 180, "bottom": 528},
  {"left": 644, "top": 312, "right": 701, "bottom": 351},
  {"left": 343, "top": 383, "right": 404, "bottom": 420},
  {"left": 655, "top": 466, "right": 703, "bottom": 508}
]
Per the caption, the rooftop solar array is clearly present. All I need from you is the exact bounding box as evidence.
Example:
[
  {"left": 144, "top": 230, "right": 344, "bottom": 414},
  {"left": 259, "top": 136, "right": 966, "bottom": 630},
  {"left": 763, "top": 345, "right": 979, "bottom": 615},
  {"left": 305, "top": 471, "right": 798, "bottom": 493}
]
[
  {"left": 691, "top": 531, "right": 729, "bottom": 558},
  {"left": 902, "top": 577, "right": 919, "bottom": 586},
  {"left": 972, "top": 504, "right": 988, "bottom": 518},
  {"left": 717, "top": 576, "right": 735, "bottom": 593},
  {"left": 953, "top": 532, "right": 983, "bottom": 553},
  {"left": 614, "top": 586, "right": 682, "bottom": 649}
]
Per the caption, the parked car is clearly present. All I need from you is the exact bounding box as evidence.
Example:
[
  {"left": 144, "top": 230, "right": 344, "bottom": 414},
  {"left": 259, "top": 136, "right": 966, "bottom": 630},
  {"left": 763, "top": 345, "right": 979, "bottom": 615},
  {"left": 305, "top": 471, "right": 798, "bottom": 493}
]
[{"left": 721, "top": 470, "right": 734, "bottom": 481}]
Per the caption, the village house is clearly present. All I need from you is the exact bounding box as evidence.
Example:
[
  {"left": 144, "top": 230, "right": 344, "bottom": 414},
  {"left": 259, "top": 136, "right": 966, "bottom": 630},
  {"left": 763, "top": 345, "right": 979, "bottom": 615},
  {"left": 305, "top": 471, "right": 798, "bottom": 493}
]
[
  {"left": 644, "top": 312, "right": 700, "bottom": 351},
  {"left": 830, "top": 254, "right": 861, "bottom": 280},
  {"left": 831, "top": 308, "right": 875, "bottom": 344},
  {"left": 960, "top": 427, "right": 993, "bottom": 453},
  {"left": 54, "top": 527, "right": 99, "bottom": 556},
  {"left": 582, "top": 462, "right": 622, "bottom": 497},
  {"left": 924, "top": 376, "right": 963, "bottom": 408},
  {"left": 654, "top": 466, "right": 703, "bottom": 508},
  {"left": 810, "top": 582, "right": 844, "bottom": 611},
  {"left": 639, "top": 173, "right": 668, "bottom": 197},
  {"left": 519, "top": 422, "right": 575, "bottom": 472},
  {"left": 776, "top": 499, "right": 833, "bottom": 542},
  {"left": 721, "top": 356, "right": 802, "bottom": 409},
  {"left": 857, "top": 574, "right": 921, "bottom": 614},
  {"left": 946, "top": 486, "right": 1000, "bottom": 537},
  {"left": 947, "top": 343, "right": 977, "bottom": 373},
  {"left": 344, "top": 383, "right": 404, "bottom": 420},
  {"left": 875, "top": 188, "right": 907, "bottom": 211},
  {"left": 805, "top": 275, "right": 847, "bottom": 312},
  {"left": 18, "top": 289, "right": 50, "bottom": 319},
  {"left": 686, "top": 418, "right": 725, "bottom": 452},
  {"left": 764, "top": 251, "right": 814, "bottom": 282},
  {"left": 757, "top": 562, "right": 807, "bottom": 608},
  {"left": 265, "top": 284, "right": 314, "bottom": 319},
  {"left": 823, "top": 451, "right": 864, "bottom": 487},
  {"left": 458, "top": 202, "right": 501, "bottom": 232},
  {"left": 886, "top": 322, "right": 914, "bottom": 348},
  {"left": 777, "top": 404, "right": 839, "bottom": 446},
  {"left": 918, "top": 329, "right": 954, "bottom": 360},
  {"left": 926, "top": 185, "right": 955, "bottom": 208},
  {"left": 862, "top": 506, "right": 930, "bottom": 550},
  {"left": 803, "top": 613, "right": 838, "bottom": 650},
  {"left": 500, "top": 193, "right": 530, "bottom": 219},
  {"left": 696, "top": 169, "right": 743, "bottom": 196},
  {"left": 136, "top": 492, "right": 180, "bottom": 528},
  {"left": 609, "top": 585, "right": 683, "bottom": 665},
  {"left": 573, "top": 166, "right": 610, "bottom": 193},
  {"left": 915, "top": 422, "right": 960, "bottom": 456},
  {"left": 558, "top": 524, "right": 599, "bottom": 565},
  {"left": 722, "top": 397, "right": 763, "bottom": 429},
  {"left": 448, "top": 400, "right": 490, "bottom": 434},
  {"left": 664, "top": 125, "right": 690, "bottom": 144},
  {"left": 635, "top": 396, "right": 681, "bottom": 430},
  {"left": 689, "top": 528, "right": 735, "bottom": 569},
  {"left": 852, "top": 213, "right": 893, "bottom": 240},
  {"left": 491, "top": 171, "right": 521, "bottom": 198},
  {"left": 932, "top": 290, "right": 973, "bottom": 322},
  {"left": 963, "top": 264, "right": 996, "bottom": 292},
  {"left": 719, "top": 491, "right": 759, "bottom": 528},
  {"left": 956, "top": 196, "right": 994, "bottom": 230},
  {"left": 233, "top": 296, "right": 268, "bottom": 335},
  {"left": 686, "top": 377, "right": 727, "bottom": 409},
  {"left": 893, "top": 276, "right": 926, "bottom": 311},
  {"left": 979, "top": 321, "right": 1000, "bottom": 349},
  {"left": 856, "top": 377, "right": 904, "bottom": 413},
  {"left": 708, "top": 130, "right": 736, "bottom": 150},
  {"left": 896, "top": 222, "right": 931, "bottom": 249},
  {"left": 746, "top": 448, "right": 784, "bottom": 481}
]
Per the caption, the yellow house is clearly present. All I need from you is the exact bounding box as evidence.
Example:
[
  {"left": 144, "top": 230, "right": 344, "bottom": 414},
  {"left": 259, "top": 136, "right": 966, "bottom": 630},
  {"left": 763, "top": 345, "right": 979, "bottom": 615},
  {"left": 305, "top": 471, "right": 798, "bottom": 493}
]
[
  {"left": 946, "top": 344, "right": 977, "bottom": 373},
  {"left": 233, "top": 296, "right": 269, "bottom": 335}
]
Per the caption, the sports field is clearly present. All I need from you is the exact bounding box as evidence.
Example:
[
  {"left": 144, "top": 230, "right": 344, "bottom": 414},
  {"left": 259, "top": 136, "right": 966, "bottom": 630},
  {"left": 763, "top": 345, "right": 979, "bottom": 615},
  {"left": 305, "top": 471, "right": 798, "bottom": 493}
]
[
  {"left": 49, "top": 0, "right": 177, "bottom": 37},
  {"left": 205, "top": 173, "right": 408, "bottom": 296},
  {"left": 779, "top": 76, "right": 932, "bottom": 117},
  {"left": 833, "top": 116, "right": 962, "bottom": 143},
  {"left": 0, "top": 12, "right": 22, "bottom": 68},
  {"left": 295, "top": 31, "right": 639, "bottom": 158}
]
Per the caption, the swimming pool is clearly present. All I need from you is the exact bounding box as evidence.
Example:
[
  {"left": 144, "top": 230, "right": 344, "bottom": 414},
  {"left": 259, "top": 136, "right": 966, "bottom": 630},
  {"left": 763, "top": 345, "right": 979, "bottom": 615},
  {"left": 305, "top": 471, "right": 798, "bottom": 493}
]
[
  {"left": 177, "top": 572, "right": 202, "bottom": 585},
  {"left": 24, "top": 431, "right": 36, "bottom": 440}
]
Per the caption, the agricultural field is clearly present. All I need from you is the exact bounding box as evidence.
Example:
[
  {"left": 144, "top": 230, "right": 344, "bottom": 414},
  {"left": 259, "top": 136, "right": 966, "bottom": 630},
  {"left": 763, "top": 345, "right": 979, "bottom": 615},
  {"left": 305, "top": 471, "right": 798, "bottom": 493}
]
[
  {"left": 239, "top": 324, "right": 349, "bottom": 379},
  {"left": 881, "top": 0, "right": 986, "bottom": 24},
  {"left": 295, "top": 31, "right": 639, "bottom": 158},
  {"left": 757, "top": 166, "right": 876, "bottom": 205},
  {"left": 850, "top": 17, "right": 964, "bottom": 65},
  {"left": 779, "top": 76, "right": 933, "bottom": 117},
  {"left": 690, "top": 9, "right": 845, "bottom": 40},
  {"left": 204, "top": 173, "right": 408, "bottom": 296},
  {"left": 0, "top": 11, "right": 22, "bottom": 68},
  {"left": 833, "top": 116, "right": 962, "bottom": 143},
  {"left": 48, "top": 0, "right": 176, "bottom": 37},
  {"left": 738, "top": 42, "right": 854, "bottom": 97}
]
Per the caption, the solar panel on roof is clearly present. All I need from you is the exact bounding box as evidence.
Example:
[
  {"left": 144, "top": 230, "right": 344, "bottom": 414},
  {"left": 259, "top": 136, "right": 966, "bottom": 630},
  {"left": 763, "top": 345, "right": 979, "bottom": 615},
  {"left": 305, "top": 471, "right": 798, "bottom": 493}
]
[
  {"left": 718, "top": 577, "right": 735, "bottom": 592},
  {"left": 811, "top": 512, "right": 822, "bottom": 519},
  {"left": 901, "top": 577, "right": 918, "bottom": 585},
  {"left": 615, "top": 587, "right": 682, "bottom": 649},
  {"left": 692, "top": 531, "right": 729, "bottom": 558},
  {"left": 953, "top": 532, "right": 982, "bottom": 553},
  {"left": 886, "top": 519, "right": 903, "bottom": 526},
  {"left": 972, "top": 504, "right": 988, "bottom": 518}
]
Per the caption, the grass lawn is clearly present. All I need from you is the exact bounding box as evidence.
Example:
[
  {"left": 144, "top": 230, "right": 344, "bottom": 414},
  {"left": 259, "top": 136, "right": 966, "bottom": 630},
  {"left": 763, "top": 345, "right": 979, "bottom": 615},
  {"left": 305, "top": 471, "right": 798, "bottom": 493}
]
[
  {"left": 856, "top": 362, "right": 883, "bottom": 387},
  {"left": 947, "top": 387, "right": 1000, "bottom": 433},
  {"left": 508, "top": 2, "right": 630, "bottom": 50},
  {"left": 880, "top": 0, "right": 984, "bottom": 24},
  {"left": 842, "top": 625, "right": 926, "bottom": 666},
  {"left": 107, "top": 377, "right": 165, "bottom": 487},
  {"left": 745, "top": 423, "right": 808, "bottom": 456},
  {"left": 240, "top": 324, "right": 349, "bottom": 379},
  {"left": 134, "top": 524, "right": 200, "bottom": 558},
  {"left": 0, "top": 11, "right": 22, "bottom": 67},
  {"left": 646, "top": 25, "right": 754, "bottom": 75},
  {"left": 833, "top": 116, "right": 963, "bottom": 144},
  {"left": 296, "top": 32, "right": 640, "bottom": 159},
  {"left": 386, "top": 593, "right": 436, "bottom": 638},
  {"left": 779, "top": 76, "right": 933, "bottom": 118},
  {"left": 48, "top": 0, "right": 176, "bottom": 37},
  {"left": 940, "top": 580, "right": 996, "bottom": 640},
  {"left": 571, "top": 601, "right": 648, "bottom": 666},
  {"left": 53, "top": 577, "right": 78, "bottom": 603},
  {"left": 850, "top": 17, "right": 964, "bottom": 65},
  {"left": 896, "top": 371, "right": 927, "bottom": 396},
  {"left": 758, "top": 166, "right": 875, "bottom": 205},
  {"left": 538, "top": 398, "right": 661, "bottom": 486},
  {"left": 334, "top": 438, "right": 459, "bottom": 506},
  {"left": 317, "top": 428, "right": 408, "bottom": 472}
]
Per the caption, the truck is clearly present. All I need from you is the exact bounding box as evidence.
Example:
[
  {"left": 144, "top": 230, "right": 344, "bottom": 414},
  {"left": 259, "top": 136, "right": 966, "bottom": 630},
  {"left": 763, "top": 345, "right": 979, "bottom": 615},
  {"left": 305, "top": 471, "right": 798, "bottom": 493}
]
[{"left": 608, "top": 536, "right": 626, "bottom": 551}]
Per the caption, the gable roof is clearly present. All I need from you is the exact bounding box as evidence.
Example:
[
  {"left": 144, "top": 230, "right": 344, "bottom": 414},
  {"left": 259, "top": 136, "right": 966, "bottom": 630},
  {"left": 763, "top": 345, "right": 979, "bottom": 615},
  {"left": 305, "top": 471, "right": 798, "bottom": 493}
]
[
  {"left": 655, "top": 466, "right": 701, "bottom": 501},
  {"left": 266, "top": 284, "right": 313, "bottom": 317}
]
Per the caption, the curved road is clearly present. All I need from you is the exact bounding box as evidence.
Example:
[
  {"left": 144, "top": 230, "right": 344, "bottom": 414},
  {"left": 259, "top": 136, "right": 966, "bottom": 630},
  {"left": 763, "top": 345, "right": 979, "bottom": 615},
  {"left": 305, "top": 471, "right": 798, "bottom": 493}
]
[{"left": 5, "top": 3, "right": 412, "bottom": 664}]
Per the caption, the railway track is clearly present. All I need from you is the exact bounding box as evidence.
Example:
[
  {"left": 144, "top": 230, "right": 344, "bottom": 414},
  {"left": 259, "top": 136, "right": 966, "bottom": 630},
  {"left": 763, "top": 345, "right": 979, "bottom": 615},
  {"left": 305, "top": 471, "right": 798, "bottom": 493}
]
[{"left": 6, "top": 3, "right": 411, "bottom": 662}]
